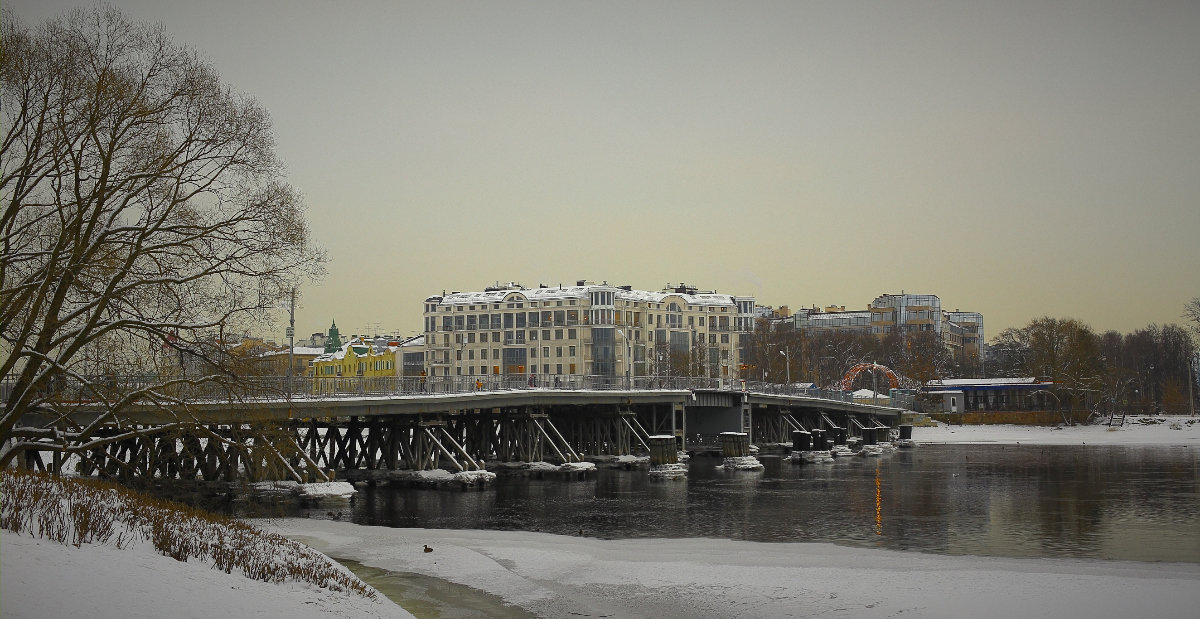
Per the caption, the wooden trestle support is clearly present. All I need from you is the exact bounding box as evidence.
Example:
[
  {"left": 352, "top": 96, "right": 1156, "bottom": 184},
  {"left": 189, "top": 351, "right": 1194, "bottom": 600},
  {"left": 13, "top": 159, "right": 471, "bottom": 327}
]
[
  {"left": 21, "top": 425, "right": 329, "bottom": 484},
  {"left": 753, "top": 408, "right": 808, "bottom": 444},
  {"left": 295, "top": 407, "right": 583, "bottom": 478}
]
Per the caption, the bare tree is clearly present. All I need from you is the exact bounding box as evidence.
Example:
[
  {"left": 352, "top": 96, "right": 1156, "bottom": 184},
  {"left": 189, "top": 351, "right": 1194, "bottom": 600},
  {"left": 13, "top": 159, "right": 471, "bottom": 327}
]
[
  {"left": 1185, "top": 297, "right": 1200, "bottom": 342},
  {"left": 1, "top": 7, "right": 325, "bottom": 468}
]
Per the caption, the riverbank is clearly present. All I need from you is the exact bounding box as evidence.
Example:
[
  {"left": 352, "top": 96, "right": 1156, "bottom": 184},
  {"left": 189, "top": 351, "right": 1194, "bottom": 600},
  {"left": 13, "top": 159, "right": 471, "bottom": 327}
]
[
  {"left": 914, "top": 415, "right": 1200, "bottom": 446},
  {"left": 0, "top": 472, "right": 413, "bottom": 619},
  {"left": 264, "top": 518, "right": 1200, "bottom": 619}
]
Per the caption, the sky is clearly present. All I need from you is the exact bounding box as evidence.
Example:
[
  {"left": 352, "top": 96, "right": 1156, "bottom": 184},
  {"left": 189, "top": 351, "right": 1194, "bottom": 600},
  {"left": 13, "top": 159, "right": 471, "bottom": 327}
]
[{"left": 8, "top": 0, "right": 1200, "bottom": 342}]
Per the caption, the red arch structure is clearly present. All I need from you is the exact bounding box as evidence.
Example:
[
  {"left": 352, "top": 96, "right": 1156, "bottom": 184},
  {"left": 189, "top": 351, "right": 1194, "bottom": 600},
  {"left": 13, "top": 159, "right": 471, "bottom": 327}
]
[{"left": 840, "top": 363, "right": 900, "bottom": 392}]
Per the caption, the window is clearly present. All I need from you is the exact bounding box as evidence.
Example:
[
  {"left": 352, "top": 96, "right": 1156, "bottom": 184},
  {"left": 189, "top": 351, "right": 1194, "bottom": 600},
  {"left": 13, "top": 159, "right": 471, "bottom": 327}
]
[
  {"left": 481, "top": 349, "right": 488, "bottom": 360},
  {"left": 569, "top": 345, "right": 576, "bottom": 357},
  {"left": 556, "top": 346, "right": 563, "bottom": 357},
  {"left": 568, "top": 328, "right": 576, "bottom": 339}
]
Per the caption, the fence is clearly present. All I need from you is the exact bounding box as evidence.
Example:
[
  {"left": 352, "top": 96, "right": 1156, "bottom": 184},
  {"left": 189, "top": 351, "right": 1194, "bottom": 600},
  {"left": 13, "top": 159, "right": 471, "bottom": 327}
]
[{"left": 1, "top": 373, "right": 890, "bottom": 406}]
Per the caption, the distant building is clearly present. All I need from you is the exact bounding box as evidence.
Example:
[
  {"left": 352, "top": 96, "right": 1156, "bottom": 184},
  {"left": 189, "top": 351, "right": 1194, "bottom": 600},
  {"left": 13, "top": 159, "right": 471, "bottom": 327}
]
[
  {"left": 261, "top": 346, "right": 324, "bottom": 377},
  {"left": 790, "top": 306, "right": 871, "bottom": 334},
  {"left": 323, "top": 320, "right": 343, "bottom": 353},
  {"left": 946, "top": 311, "right": 985, "bottom": 363},
  {"left": 421, "top": 281, "right": 756, "bottom": 380},
  {"left": 786, "top": 293, "right": 984, "bottom": 365}
]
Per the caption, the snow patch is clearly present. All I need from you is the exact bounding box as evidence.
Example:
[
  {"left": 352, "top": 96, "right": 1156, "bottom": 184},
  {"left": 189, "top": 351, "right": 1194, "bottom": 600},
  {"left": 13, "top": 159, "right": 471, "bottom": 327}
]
[{"left": 720, "top": 455, "right": 764, "bottom": 471}]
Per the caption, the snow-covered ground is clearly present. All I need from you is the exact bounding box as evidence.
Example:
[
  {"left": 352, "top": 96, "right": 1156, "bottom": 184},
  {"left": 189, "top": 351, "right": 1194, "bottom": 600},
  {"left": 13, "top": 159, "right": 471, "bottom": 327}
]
[
  {"left": 914, "top": 415, "right": 1200, "bottom": 446},
  {"left": 0, "top": 477, "right": 413, "bottom": 619},
  {"left": 265, "top": 519, "right": 1200, "bottom": 619},
  {"left": 1, "top": 533, "right": 414, "bottom": 619}
]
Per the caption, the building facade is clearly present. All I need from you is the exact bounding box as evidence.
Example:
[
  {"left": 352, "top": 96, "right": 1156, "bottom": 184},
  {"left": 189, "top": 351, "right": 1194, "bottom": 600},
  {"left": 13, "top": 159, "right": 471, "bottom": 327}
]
[
  {"left": 310, "top": 335, "right": 424, "bottom": 385},
  {"left": 787, "top": 294, "right": 984, "bottom": 363},
  {"left": 421, "top": 281, "right": 756, "bottom": 381}
]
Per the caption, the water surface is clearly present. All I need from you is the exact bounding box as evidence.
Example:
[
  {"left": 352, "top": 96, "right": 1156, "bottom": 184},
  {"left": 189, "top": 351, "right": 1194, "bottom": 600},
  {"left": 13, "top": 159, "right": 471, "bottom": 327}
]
[{"left": 283, "top": 445, "right": 1200, "bottom": 563}]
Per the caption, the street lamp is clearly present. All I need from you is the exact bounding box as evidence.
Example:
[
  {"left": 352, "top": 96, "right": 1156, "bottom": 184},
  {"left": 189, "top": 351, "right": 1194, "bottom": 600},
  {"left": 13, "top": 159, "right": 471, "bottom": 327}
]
[{"left": 779, "top": 348, "right": 791, "bottom": 386}]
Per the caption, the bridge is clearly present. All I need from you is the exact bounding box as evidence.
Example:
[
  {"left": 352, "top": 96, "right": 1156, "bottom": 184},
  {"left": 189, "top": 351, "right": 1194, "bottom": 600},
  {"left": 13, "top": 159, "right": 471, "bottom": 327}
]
[{"left": 10, "top": 375, "right": 908, "bottom": 484}]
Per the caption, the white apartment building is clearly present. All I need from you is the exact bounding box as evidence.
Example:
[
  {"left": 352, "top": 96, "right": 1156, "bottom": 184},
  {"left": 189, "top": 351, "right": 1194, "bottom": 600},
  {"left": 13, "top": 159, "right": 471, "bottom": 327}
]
[{"left": 422, "top": 281, "right": 756, "bottom": 381}]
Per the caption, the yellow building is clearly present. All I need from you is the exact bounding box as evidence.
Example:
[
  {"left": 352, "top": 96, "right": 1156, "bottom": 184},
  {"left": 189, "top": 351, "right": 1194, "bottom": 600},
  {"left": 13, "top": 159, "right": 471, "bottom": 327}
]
[{"left": 311, "top": 338, "right": 403, "bottom": 392}]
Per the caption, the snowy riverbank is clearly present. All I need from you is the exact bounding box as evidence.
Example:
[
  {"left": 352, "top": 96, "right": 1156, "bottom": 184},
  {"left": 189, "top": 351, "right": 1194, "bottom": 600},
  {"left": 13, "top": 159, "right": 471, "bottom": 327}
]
[
  {"left": 1, "top": 532, "right": 414, "bottom": 619},
  {"left": 914, "top": 415, "right": 1200, "bottom": 446},
  {"left": 265, "top": 519, "right": 1200, "bottom": 619},
  {"left": 0, "top": 474, "right": 413, "bottom": 619}
]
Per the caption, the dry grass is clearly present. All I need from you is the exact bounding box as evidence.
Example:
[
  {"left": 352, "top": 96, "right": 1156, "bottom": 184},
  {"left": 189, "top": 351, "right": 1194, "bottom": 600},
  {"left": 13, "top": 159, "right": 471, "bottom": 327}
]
[{"left": 1, "top": 469, "right": 375, "bottom": 600}]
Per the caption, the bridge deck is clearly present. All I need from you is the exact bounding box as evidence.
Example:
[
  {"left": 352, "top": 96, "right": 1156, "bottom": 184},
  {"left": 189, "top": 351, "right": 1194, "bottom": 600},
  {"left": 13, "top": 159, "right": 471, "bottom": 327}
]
[{"left": 21, "top": 387, "right": 903, "bottom": 427}]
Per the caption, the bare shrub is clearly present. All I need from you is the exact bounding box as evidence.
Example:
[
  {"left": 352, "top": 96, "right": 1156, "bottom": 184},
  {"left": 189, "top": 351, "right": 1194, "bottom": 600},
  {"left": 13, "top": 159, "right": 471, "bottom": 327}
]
[{"left": 1, "top": 470, "right": 374, "bottom": 599}]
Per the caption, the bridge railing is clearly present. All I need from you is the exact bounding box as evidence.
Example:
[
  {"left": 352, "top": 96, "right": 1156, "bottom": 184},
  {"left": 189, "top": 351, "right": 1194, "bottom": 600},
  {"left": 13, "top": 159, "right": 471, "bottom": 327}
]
[{"left": 1, "top": 372, "right": 886, "bottom": 407}]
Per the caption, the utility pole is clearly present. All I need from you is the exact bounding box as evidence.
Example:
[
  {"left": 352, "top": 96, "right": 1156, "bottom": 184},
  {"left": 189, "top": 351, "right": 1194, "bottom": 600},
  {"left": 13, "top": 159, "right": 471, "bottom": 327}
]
[{"left": 286, "top": 287, "right": 295, "bottom": 399}]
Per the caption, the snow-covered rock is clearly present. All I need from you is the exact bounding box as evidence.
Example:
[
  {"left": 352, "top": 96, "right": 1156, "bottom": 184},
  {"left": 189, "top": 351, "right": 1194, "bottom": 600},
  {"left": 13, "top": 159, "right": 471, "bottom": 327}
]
[
  {"left": 792, "top": 450, "right": 834, "bottom": 464},
  {"left": 559, "top": 461, "right": 597, "bottom": 472},
  {"left": 719, "top": 455, "right": 764, "bottom": 471},
  {"left": 648, "top": 463, "right": 688, "bottom": 479}
]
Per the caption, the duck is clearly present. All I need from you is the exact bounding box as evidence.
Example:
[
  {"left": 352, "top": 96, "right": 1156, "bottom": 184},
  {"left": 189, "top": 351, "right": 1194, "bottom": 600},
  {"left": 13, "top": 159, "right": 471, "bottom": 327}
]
[{"left": 423, "top": 544, "right": 433, "bottom": 553}]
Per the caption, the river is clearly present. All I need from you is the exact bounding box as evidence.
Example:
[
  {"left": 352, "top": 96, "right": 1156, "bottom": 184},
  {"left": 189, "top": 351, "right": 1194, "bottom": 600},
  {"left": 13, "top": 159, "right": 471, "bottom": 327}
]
[{"left": 264, "top": 444, "right": 1200, "bottom": 564}]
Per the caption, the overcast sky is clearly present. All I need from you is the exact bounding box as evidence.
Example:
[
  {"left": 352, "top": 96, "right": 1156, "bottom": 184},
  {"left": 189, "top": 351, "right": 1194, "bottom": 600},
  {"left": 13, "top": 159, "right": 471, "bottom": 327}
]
[{"left": 9, "top": 0, "right": 1200, "bottom": 341}]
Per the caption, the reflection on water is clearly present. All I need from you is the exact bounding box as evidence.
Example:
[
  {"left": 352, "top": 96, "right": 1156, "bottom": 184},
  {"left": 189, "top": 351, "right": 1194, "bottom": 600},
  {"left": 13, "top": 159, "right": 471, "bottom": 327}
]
[{"left": 280, "top": 445, "right": 1199, "bottom": 563}]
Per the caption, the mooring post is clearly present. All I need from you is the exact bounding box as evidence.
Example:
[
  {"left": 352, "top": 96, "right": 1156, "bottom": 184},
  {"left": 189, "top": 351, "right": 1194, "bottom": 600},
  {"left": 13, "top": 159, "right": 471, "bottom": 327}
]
[
  {"left": 719, "top": 432, "right": 750, "bottom": 457},
  {"left": 648, "top": 435, "right": 678, "bottom": 466}
]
